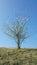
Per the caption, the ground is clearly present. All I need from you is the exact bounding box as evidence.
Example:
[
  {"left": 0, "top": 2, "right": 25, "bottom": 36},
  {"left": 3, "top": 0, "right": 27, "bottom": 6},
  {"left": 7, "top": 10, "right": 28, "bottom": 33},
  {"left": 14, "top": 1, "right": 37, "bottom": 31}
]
[{"left": 0, "top": 48, "right": 37, "bottom": 65}]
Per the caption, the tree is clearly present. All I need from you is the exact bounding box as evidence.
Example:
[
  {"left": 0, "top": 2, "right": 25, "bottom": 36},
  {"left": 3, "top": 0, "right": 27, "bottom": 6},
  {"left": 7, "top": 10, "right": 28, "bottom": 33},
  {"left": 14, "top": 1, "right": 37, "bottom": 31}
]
[{"left": 3, "top": 17, "right": 29, "bottom": 48}]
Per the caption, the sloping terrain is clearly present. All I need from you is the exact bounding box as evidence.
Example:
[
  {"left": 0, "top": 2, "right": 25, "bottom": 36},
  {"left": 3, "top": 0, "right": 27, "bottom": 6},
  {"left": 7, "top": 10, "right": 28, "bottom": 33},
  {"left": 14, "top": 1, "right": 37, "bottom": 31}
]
[{"left": 0, "top": 48, "right": 37, "bottom": 65}]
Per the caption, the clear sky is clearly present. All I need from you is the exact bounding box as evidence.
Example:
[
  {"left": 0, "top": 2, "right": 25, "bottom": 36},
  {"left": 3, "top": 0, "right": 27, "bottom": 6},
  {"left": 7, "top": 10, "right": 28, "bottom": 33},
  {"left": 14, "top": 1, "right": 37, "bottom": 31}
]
[{"left": 0, "top": 0, "right": 37, "bottom": 48}]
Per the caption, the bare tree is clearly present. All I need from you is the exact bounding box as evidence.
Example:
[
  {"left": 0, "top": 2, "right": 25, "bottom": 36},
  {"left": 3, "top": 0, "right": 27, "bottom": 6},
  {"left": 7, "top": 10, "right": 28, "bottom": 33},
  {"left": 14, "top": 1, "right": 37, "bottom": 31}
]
[{"left": 3, "top": 17, "right": 29, "bottom": 48}]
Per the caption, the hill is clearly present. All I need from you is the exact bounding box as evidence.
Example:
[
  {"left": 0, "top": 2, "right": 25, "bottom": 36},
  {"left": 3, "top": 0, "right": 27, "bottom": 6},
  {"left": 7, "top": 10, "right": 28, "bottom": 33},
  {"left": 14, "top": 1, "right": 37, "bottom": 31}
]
[{"left": 0, "top": 48, "right": 37, "bottom": 65}]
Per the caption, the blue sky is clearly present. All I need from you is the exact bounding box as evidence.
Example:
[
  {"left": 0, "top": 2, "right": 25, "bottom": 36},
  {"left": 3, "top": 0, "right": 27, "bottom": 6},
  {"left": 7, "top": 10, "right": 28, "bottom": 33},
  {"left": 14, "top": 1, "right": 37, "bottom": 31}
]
[{"left": 0, "top": 0, "right": 37, "bottom": 48}]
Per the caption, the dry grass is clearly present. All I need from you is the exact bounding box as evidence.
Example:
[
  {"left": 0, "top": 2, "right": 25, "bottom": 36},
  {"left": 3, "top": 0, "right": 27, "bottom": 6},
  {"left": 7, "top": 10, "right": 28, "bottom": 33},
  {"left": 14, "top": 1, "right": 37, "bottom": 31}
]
[{"left": 0, "top": 48, "right": 37, "bottom": 65}]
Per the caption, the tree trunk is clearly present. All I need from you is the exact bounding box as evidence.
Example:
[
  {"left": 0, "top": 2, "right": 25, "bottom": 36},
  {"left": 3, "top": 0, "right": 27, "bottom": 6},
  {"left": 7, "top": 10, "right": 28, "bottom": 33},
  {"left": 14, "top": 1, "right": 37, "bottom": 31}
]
[{"left": 17, "top": 38, "right": 20, "bottom": 48}]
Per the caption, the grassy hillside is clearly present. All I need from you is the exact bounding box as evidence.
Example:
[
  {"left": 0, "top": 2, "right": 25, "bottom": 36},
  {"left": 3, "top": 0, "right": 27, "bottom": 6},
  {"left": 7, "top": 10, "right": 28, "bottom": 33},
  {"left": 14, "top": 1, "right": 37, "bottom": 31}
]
[{"left": 0, "top": 48, "right": 37, "bottom": 65}]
